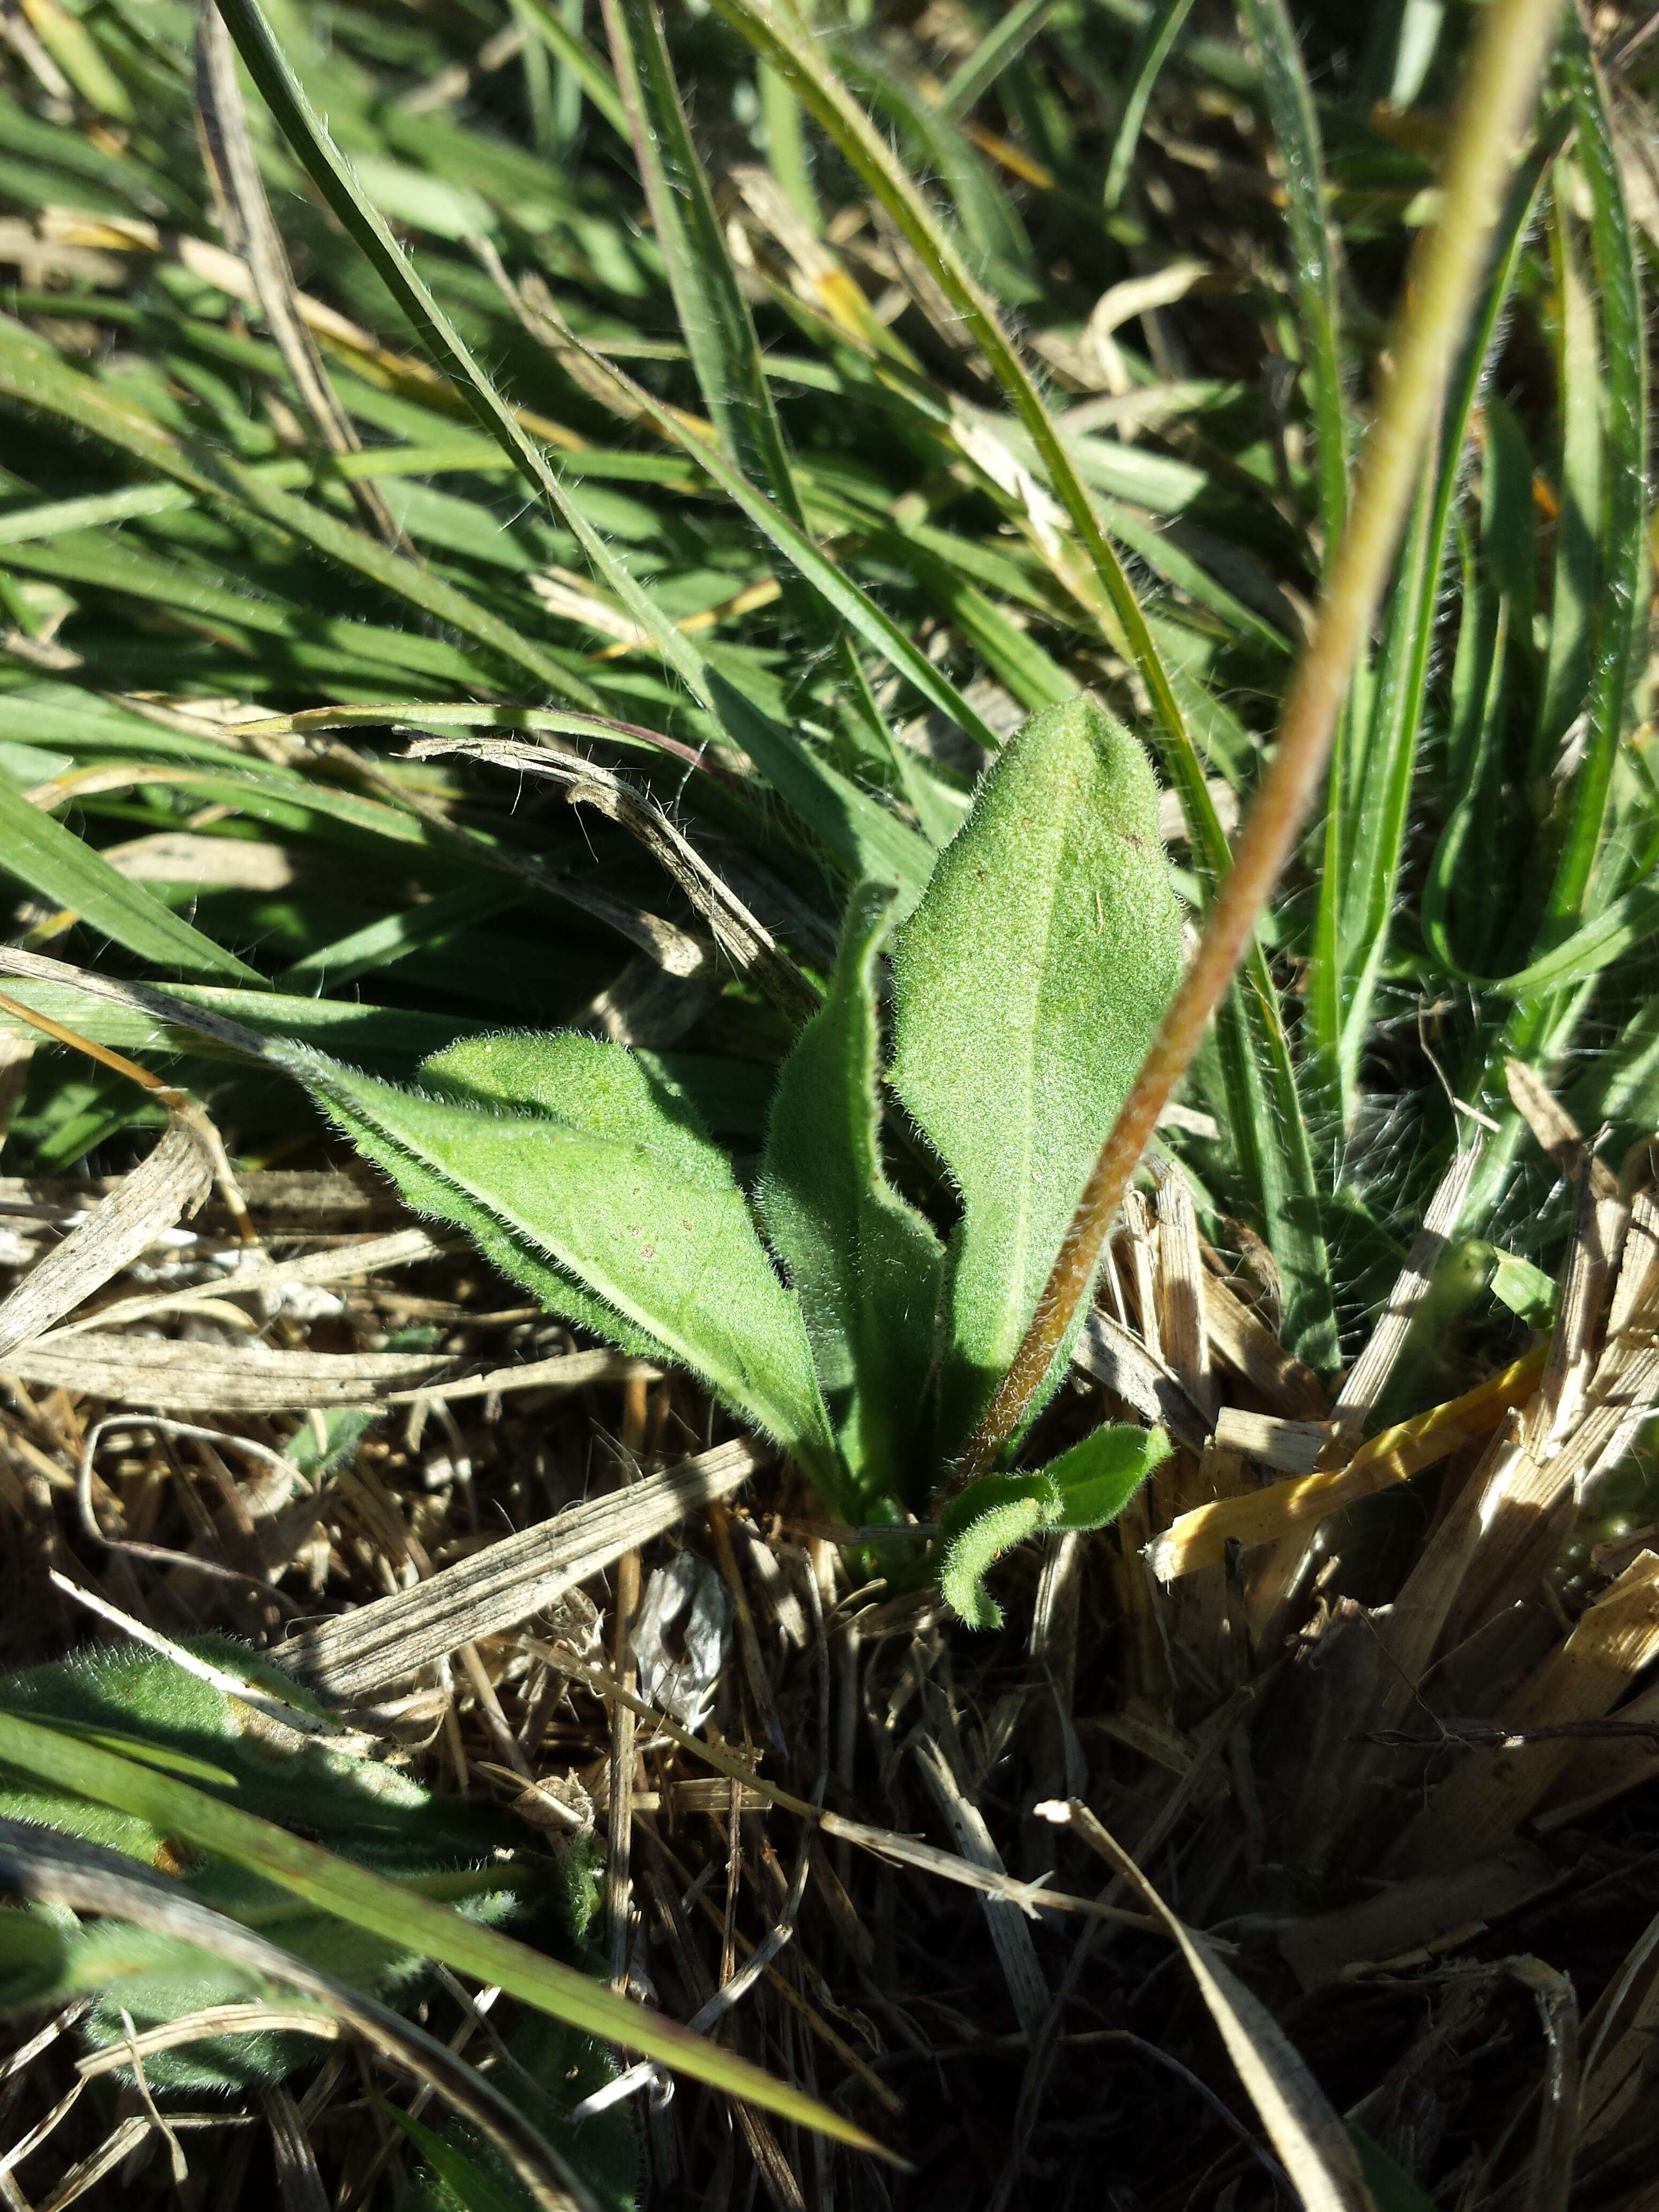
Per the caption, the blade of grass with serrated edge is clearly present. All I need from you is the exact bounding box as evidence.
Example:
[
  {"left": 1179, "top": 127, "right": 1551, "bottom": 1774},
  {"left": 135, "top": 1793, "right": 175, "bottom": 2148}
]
[
  {"left": 1491, "top": 878, "right": 1659, "bottom": 998},
  {"left": 21, "top": 751, "right": 702, "bottom": 975},
  {"left": 1422, "top": 408, "right": 1528, "bottom": 983},
  {"left": 1238, "top": 0, "right": 1349, "bottom": 550},
  {"left": 194, "top": 5, "right": 407, "bottom": 554},
  {"left": 0, "top": 1708, "right": 884, "bottom": 2155},
  {"left": 1215, "top": 982, "right": 1338, "bottom": 1374},
  {"left": 0, "top": 770, "right": 261, "bottom": 984},
  {"left": 211, "top": 0, "right": 932, "bottom": 895}
]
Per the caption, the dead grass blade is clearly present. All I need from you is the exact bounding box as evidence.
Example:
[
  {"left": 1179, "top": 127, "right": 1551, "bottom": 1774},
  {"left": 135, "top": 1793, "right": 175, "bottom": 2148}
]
[
  {"left": 1036, "top": 1799, "right": 1379, "bottom": 2210},
  {"left": 406, "top": 736, "right": 817, "bottom": 1022},
  {"left": 1202, "top": 1269, "right": 1330, "bottom": 1418},
  {"left": 1276, "top": 1844, "right": 1560, "bottom": 1992},
  {"left": 533, "top": 1640, "right": 1161, "bottom": 1930},
  {"left": 0, "top": 945, "right": 274, "bottom": 1059},
  {"left": 387, "top": 1349, "right": 656, "bottom": 1406},
  {"left": 192, "top": 5, "right": 407, "bottom": 550},
  {"left": 1394, "top": 1551, "right": 1659, "bottom": 1873},
  {"left": 911, "top": 1711, "right": 1050, "bottom": 2037},
  {"left": 74, "top": 2007, "right": 341, "bottom": 2079},
  {"left": 49, "top": 1227, "right": 453, "bottom": 1337},
  {"left": 1073, "top": 1307, "right": 1208, "bottom": 1450},
  {"left": 1147, "top": 1347, "right": 1546, "bottom": 1578},
  {"left": 0, "top": 1117, "right": 212, "bottom": 1361},
  {"left": 4, "top": 1333, "right": 452, "bottom": 1409},
  {"left": 283, "top": 1437, "right": 768, "bottom": 1697},
  {"left": 1327, "top": 1140, "right": 1485, "bottom": 1444},
  {"left": 1512, "top": 1956, "right": 1579, "bottom": 2212}
]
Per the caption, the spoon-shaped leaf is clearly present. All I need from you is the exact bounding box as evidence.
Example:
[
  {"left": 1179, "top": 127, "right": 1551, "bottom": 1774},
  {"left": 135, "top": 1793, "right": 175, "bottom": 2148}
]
[{"left": 888, "top": 698, "right": 1182, "bottom": 1458}]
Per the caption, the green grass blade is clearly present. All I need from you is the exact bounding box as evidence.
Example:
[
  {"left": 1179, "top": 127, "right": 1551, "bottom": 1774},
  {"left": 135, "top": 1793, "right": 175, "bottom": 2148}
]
[
  {"left": 601, "top": 0, "right": 806, "bottom": 521},
  {"left": 1422, "top": 402, "right": 1530, "bottom": 982},
  {"left": 707, "top": 0, "right": 1210, "bottom": 832},
  {"left": 596, "top": 0, "right": 973, "bottom": 818},
  {"left": 1238, "top": 0, "right": 1349, "bottom": 548},
  {"left": 1485, "top": 27, "right": 1647, "bottom": 1173},
  {"left": 511, "top": 0, "right": 631, "bottom": 137},
  {"left": 534, "top": 315, "right": 1002, "bottom": 755},
  {"left": 1492, "top": 876, "right": 1659, "bottom": 998},
  {"left": 0, "top": 317, "right": 596, "bottom": 705},
  {"left": 1324, "top": 132, "right": 1555, "bottom": 1102},
  {"left": 212, "top": 0, "right": 928, "bottom": 892},
  {"left": 1532, "top": 35, "right": 1646, "bottom": 941},
  {"left": 1533, "top": 191, "right": 1598, "bottom": 779},
  {"left": 1214, "top": 982, "right": 1339, "bottom": 1373},
  {"left": 939, "top": 0, "right": 1065, "bottom": 119},
  {"left": 1104, "top": 0, "right": 1199, "bottom": 213},
  {"left": 0, "top": 769, "right": 261, "bottom": 983},
  {"left": 0, "top": 1707, "right": 879, "bottom": 2150}
]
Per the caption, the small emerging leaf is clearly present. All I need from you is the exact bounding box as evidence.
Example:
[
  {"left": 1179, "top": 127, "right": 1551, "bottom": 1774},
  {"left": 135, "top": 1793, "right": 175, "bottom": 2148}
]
[
  {"left": 1043, "top": 1422, "right": 1171, "bottom": 1531},
  {"left": 938, "top": 1424, "right": 1167, "bottom": 1626},
  {"left": 937, "top": 1474, "right": 1050, "bottom": 1631}
]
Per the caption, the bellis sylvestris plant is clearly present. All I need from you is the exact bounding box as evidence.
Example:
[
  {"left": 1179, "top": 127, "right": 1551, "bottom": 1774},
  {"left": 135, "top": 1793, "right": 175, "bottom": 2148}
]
[{"left": 268, "top": 696, "right": 1183, "bottom": 1626}]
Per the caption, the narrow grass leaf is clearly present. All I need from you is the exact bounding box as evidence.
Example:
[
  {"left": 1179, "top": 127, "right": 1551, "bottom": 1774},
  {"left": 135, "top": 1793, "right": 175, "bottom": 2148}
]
[
  {"left": 1104, "top": 0, "right": 1199, "bottom": 212},
  {"left": 0, "top": 316, "right": 595, "bottom": 704},
  {"left": 511, "top": 0, "right": 631, "bottom": 138},
  {"left": 0, "top": 769, "right": 261, "bottom": 983},
  {"left": 1044, "top": 1803, "right": 1380, "bottom": 2211},
  {"left": 212, "top": 0, "right": 926, "bottom": 891},
  {"left": 1238, "top": 0, "right": 1349, "bottom": 546}
]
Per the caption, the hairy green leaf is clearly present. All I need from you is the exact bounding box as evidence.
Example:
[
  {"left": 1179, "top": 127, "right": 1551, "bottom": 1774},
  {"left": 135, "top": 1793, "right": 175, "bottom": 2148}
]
[
  {"left": 1042, "top": 1421, "right": 1171, "bottom": 1531},
  {"left": 937, "top": 1474, "right": 1050, "bottom": 1631},
  {"left": 937, "top": 1423, "right": 1167, "bottom": 1625},
  {"left": 759, "top": 884, "right": 943, "bottom": 1514},
  {"left": 276, "top": 1036, "right": 838, "bottom": 1488},
  {"left": 888, "top": 698, "right": 1182, "bottom": 1450}
]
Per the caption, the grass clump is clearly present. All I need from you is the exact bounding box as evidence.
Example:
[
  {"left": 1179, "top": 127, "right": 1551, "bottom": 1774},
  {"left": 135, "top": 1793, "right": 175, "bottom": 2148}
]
[{"left": 0, "top": 0, "right": 1655, "bottom": 2207}]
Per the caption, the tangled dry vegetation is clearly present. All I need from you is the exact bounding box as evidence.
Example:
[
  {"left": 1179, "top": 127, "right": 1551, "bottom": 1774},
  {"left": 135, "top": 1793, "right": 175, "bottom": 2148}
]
[
  {"left": 0, "top": 0, "right": 1657, "bottom": 2207},
  {"left": 0, "top": 1050, "right": 1655, "bottom": 2209}
]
